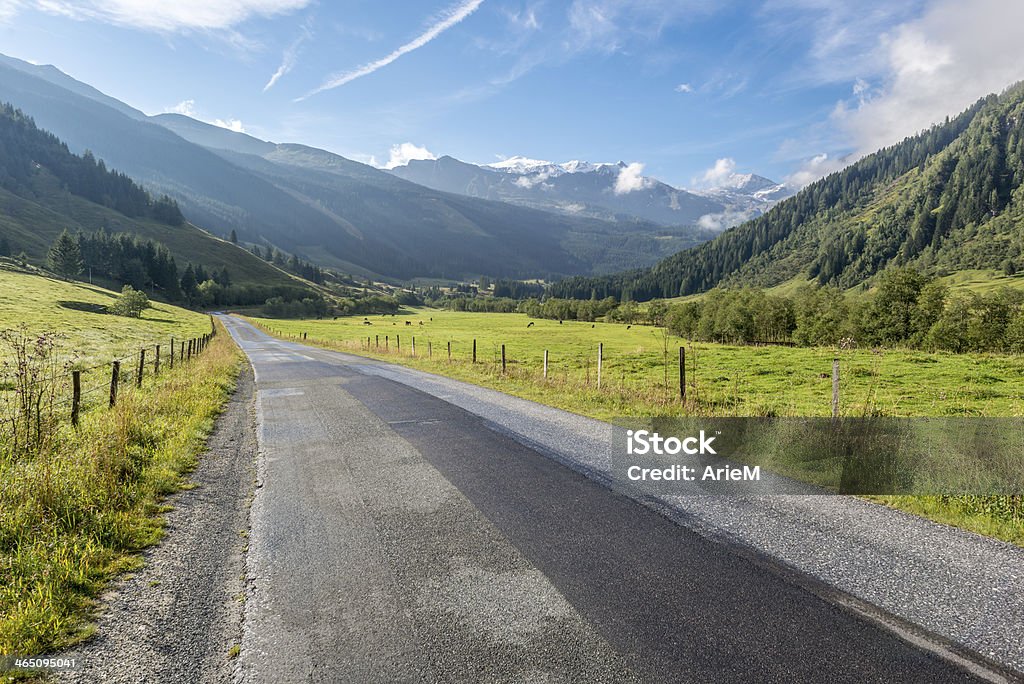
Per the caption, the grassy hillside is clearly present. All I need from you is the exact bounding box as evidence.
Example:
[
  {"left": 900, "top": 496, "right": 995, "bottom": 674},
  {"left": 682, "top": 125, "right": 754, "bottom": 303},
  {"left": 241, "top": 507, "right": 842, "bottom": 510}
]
[
  {"left": 0, "top": 270, "right": 240, "bottom": 656},
  {"left": 0, "top": 267, "right": 211, "bottom": 365}
]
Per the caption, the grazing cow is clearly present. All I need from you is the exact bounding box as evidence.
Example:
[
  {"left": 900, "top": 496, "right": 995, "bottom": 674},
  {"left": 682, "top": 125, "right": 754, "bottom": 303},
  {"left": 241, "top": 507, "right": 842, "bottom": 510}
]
[
  {"left": 405, "top": 321, "right": 412, "bottom": 326},
  {"left": 363, "top": 321, "right": 372, "bottom": 326},
  {"left": 527, "top": 322, "right": 534, "bottom": 328},
  {"left": 559, "top": 320, "right": 563, "bottom": 325},
  {"left": 626, "top": 325, "right": 631, "bottom": 330},
  {"left": 591, "top": 324, "right": 595, "bottom": 328},
  {"left": 419, "top": 321, "right": 424, "bottom": 326}
]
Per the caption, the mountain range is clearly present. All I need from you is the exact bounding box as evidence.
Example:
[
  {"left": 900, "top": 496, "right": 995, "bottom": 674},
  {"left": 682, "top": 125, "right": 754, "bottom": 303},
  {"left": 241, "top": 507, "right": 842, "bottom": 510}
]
[
  {"left": 0, "top": 53, "right": 716, "bottom": 281},
  {"left": 389, "top": 154, "right": 789, "bottom": 229},
  {"left": 549, "top": 83, "right": 1024, "bottom": 301}
]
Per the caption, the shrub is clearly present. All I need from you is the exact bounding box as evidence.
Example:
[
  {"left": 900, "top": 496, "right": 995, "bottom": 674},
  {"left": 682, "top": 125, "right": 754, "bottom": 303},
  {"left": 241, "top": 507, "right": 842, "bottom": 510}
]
[{"left": 108, "top": 285, "right": 149, "bottom": 318}]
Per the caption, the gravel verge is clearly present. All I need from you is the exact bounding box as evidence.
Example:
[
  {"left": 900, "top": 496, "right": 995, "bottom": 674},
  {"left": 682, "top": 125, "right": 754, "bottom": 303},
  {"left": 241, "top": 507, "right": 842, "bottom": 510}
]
[{"left": 57, "top": 364, "right": 257, "bottom": 684}]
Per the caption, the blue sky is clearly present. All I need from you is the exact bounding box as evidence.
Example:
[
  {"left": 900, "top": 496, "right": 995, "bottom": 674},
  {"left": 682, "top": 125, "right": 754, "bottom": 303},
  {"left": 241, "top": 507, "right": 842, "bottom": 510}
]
[{"left": 1, "top": 0, "right": 1022, "bottom": 189}]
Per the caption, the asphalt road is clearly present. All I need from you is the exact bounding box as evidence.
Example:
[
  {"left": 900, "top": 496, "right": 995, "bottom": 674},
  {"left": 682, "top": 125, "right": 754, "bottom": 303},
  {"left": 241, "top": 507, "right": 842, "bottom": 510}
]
[{"left": 222, "top": 316, "right": 1014, "bottom": 683}]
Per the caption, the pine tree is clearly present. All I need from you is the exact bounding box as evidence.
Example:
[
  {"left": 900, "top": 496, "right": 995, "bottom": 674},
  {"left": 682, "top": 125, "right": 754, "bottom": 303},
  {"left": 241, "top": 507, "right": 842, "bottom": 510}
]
[
  {"left": 230, "top": 229, "right": 238, "bottom": 244},
  {"left": 180, "top": 264, "right": 198, "bottom": 299},
  {"left": 48, "top": 229, "right": 83, "bottom": 277}
]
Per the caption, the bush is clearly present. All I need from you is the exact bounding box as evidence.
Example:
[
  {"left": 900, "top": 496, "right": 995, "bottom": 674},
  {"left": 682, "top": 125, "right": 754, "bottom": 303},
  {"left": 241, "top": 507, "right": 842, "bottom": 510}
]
[{"left": 108, "top": 285, "right": 149, "bottom": 318}]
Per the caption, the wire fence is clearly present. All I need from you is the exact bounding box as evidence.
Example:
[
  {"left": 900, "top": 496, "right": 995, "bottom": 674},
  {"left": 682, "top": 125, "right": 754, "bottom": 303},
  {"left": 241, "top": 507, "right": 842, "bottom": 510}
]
[{"left": 0, "top": 316, "right": 219, "bottom": 432}]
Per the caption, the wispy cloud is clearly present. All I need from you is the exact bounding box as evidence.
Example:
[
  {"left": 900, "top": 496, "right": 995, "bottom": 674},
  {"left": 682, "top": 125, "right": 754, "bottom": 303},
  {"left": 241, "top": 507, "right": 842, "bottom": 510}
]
[
  {"left": 264, "top": 20, "right": 313, "bottom": 92},
  {"left": 301, "top": 0, "right": 485, "bottom": 100},
  {"left": 674, "top": 82, "right": 693, "bottom": 93},
  {"left": 15, "top": 0, "right": 312, "bottom": 32}
]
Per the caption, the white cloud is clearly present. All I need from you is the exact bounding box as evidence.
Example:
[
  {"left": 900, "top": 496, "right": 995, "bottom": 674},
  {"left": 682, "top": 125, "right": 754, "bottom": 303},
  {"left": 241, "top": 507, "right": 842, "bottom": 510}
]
[
  {"left": 166, "top": 100, "right": 244, "bottom": 133},
  {"left": 303, "top": 0, "right": 484, "bottom": 99},
  {"left": 212, "top": 118, "right": 246, "bottom": 133},
  {"left": 834, "top": 0, "right": 1024, "bottom": 155},
  {"left": 674, "top": 83, "right": 693, "bottom": 93},
  {"left": 614, "top": 162, "right": 651, "bottom": 195},
  {"left": 169, "top": 99, "right": 198, "bottom": 117},
  {"left": 698, "top": 157, "right": 736, "bottom": 188},
  {"left": 381, "top": 142, "right": 437, "bottom": 170},
  {"left": 0, "top": 0, "right": 21, "bottom": 22},
  {"left": 784, "top": 152, "right": 846, "bottom": 189},
  {"left": 19, "top": 0, "right": 311, "bottom": 31},
  {"left": 697, "top": 209, "right": 757, "bottom": 231}
]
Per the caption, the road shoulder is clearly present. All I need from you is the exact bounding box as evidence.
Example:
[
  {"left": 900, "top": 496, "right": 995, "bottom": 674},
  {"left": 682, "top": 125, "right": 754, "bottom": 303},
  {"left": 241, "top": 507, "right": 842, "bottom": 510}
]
[{"left": 59, "top": 364, "right": 257, "bottom": 684}]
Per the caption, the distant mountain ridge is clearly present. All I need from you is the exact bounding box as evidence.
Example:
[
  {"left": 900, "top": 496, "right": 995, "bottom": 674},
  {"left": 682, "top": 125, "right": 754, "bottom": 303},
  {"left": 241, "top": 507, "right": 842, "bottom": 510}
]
[
  {"left": 549, "top": 82, "right": 1024, "bottom": 301},
  {"left": 389, "top": 153, "right": 790, "bottom": 230},
  {"left": 0, "top": 52, "right": 714, "bottom": 281}
]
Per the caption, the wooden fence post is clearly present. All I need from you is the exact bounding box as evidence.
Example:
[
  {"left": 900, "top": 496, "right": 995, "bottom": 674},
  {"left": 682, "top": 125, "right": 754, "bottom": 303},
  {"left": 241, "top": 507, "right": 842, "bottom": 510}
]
[
  {"left": 472, "top": 339, "right": 477, "bottom": 363},
  {"left": 155, "top": 344, "right": 161, "bottom": 376},
  {"left": 169, "top": 337, "right": 175, "bottom": 369},
  {"left": 137, "top": 348, "right": 146, "bottom": 388},
  {"left": 71, "top": 370, "right": 81, "bottom": 427},
  {"left": 428, "top": 341, "right": 432, "bottom": 358},
  {"left": 109, "top": 361, "right": 120, "bottom": 408},
  {"left": 412, "top": 337, "right": 416, "bottom": 356},
  {"left": 397, "top": 334, "right": 400, "bottom": 351},
  {"left": 543, "top": 350, "right": 548, "bottom": 379},
  {"left": 832, "top": 358, "right": 840, "bottom": 419},
  {"left": 597, "top": 343, "right": 603, "bottom": 389},
  {"left": 180, "top": 341, "right": 185, "bottom": 363},
  {"left": 679, "top": 347, "right": 686, "bottom": 401},
  {"left": 447, "top": 341, "right": 451, "bottom": 360},
  {"left": 376, "top": 335, "right": 379, "bottom": 348},
  {"left": 385, "top": 335, "right": 389, "bottom": 350},
  {"left": 501, "top": 344, "right": 506, "bottom": 374},
  {"left": 188, "top": 340, "right": 193, "bottom": 360}
]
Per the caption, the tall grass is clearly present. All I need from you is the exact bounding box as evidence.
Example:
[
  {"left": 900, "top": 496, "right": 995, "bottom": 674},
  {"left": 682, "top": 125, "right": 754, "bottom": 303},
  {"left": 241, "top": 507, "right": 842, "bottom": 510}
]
[{"left": 0, "top": 322, "right": 240, "bottom": 657}]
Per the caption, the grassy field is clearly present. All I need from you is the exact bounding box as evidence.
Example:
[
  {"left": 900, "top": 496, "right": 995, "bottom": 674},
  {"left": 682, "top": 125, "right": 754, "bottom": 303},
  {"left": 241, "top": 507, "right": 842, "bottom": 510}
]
[
  {"left": 250, "top": 308, "right": 1024, "bottom": 420},
  {"left": 0, "top": 267, "right": 212, "bottom": 366},
  {"left": 0, "top": 271, "right": 241, "bottom": 662},
  {"left": 249, "top": 308, "right": 1023, "bottom": 545}
]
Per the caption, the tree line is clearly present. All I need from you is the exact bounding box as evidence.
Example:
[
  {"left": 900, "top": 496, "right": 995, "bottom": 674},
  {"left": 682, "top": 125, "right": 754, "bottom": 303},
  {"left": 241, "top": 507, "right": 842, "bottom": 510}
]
[
  {"left": 47, "top": 228, "right": 314, "bottom": 309},
  {"left": 664, "top": 269, "right": 1024, "bottom": 353}
]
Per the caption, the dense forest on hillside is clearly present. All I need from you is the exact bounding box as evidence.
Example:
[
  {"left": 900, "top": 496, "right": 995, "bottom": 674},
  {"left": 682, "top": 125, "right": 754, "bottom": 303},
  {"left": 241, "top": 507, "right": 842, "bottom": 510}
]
[
  {"left": 0, "top": 103, "right": 183, "bottom": 224},
  {"left": 550, "top": 83, "right": 1024, "bottom": 301}
]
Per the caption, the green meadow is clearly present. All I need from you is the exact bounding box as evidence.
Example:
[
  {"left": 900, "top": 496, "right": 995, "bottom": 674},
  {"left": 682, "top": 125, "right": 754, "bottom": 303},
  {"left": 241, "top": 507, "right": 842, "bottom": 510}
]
[{"left": 249, "top": 307, "right": 1024, "bottom": 420}]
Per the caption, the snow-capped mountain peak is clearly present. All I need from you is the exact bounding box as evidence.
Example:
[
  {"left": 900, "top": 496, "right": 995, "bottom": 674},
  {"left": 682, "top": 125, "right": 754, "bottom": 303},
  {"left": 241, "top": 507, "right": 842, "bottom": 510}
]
[
  {"left": 486, "top": 156, "right": 621, "bottom": 176},
  {"left": 487, "top": 156, "right": 560, "bottom": 174}
]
